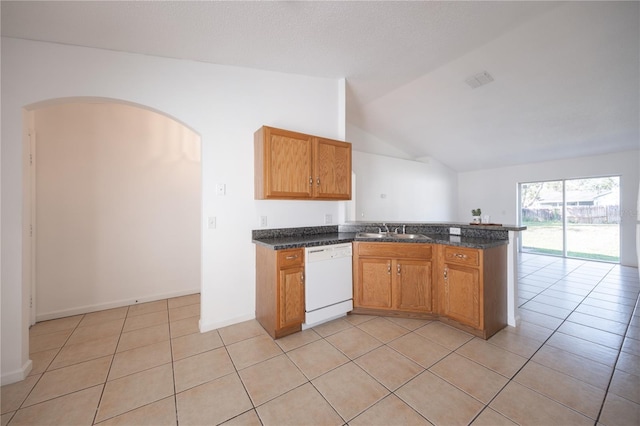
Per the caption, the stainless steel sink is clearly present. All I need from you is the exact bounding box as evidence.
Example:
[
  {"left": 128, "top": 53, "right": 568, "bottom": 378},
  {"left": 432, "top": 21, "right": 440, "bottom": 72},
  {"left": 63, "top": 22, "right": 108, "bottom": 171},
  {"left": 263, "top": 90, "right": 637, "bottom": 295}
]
[
  {"left": 391, "top": 233, "right": 430, "bottom": 240},
  {"left": 356, "top": 232, "right": 387, "bottom": 238},
  {"left": 355, "top": 232, "right": 430, "bottom": 240}
]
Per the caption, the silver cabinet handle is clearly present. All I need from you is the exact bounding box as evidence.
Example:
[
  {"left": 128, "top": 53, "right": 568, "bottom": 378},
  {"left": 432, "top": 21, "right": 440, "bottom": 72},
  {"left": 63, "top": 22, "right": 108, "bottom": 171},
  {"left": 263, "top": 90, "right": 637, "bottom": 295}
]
[
  {"left": 397, "top": 264, "right": 401, "bottom": 275},
  {"left": 455, "top": 253, "right": 467, "bottom": 259},
  {"left": 444, "top": 268, "right": 448, "bottom": 279},
  {"left": 387, "top": 263, "right": 391, "bottom": 274},
  {"left": 309, "top": 176, "right": 313, "bottom": 186},
  {"left": 286, "top": 255, "right": 299, "bottom": 260},
  {"left": 316, "top": 177, "right": 320, "bottom": 186}
]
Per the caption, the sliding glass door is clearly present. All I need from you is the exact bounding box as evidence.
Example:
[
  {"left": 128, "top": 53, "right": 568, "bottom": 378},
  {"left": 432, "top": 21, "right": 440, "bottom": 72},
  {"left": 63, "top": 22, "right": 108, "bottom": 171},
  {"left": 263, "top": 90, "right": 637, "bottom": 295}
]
[
  {"left": 519, "top": 176, "right": 620, "bottom": 262},
  {"left": 520, "top": 181, "right": 564, "bottom": 256}
]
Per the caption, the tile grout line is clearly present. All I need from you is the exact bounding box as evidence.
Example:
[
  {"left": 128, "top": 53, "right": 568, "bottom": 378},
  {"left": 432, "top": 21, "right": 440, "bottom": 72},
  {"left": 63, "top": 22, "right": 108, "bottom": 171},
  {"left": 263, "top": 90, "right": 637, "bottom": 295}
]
[
  {"left": 18, "top": 312, "right": 89, "bottom": 417},
  {"left": 91, "top": 305, "right": 129, "bottom": 425},
  {"left": 470, "top": 260, "right": 618, "bottom": 424},
  {"left": 493, "top": 262, "right": 638, "bottom": 424},
  {"left": 165, "top": 302, "right": 181, "bottom": 426},
  {"left": 594, "top": 274, "right": 640, "bottom": 424},
  {"left": 12, "top": 262, "right": 639, "bottom": 425}
]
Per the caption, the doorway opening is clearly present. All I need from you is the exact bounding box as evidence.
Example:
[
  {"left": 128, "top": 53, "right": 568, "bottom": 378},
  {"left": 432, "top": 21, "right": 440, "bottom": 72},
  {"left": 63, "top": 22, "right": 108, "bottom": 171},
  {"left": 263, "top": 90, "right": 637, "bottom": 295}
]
[
  {"left": 519, "top": 176, "right": 620, "bottom": 262},
  {"left": 24, "top": 98, "right": 202, "bottom": 324}
]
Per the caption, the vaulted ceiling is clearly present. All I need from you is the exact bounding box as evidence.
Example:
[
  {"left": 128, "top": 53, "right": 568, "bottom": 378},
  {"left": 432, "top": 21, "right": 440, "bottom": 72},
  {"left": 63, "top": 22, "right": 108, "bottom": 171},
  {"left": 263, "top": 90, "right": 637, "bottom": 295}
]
[{"left": 2, "top": 1, "right": 638, "bottom": 171}]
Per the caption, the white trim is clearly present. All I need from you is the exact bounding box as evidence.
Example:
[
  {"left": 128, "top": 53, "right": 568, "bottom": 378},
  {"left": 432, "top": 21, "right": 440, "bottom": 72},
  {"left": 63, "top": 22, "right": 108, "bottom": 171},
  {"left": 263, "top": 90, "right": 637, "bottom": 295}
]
[
  {"left": 35, "top": 289, "right": 200, "bottom": 322},
  {"left": 198, "top": 313, "right": 254, "bottom": 333},
  {"left": 1, "top": 359, "right": 33, "bottom": 386},
  {"left": 29, "top": 124, "right": 37, "bottom": 327},
  {"left": 507, "top": 230, "right": 520, "bottom": 327}
]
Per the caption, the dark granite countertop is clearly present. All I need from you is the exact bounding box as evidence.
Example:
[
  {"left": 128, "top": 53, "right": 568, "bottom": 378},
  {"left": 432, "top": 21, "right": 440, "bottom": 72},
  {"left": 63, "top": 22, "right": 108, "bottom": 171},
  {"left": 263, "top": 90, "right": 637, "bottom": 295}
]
[
  {"left": 252, "top": 227, "right": 510, "bottom": 250},
  {"left": 252, "top": 232, "right": 356, "bottom": 250}
]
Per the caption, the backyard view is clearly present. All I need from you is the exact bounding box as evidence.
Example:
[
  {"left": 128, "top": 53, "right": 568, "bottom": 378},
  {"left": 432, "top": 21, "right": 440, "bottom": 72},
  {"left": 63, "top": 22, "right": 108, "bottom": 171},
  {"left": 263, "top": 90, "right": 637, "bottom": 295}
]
[{"left": 520, "top": 177, "right": 620, "bottom": 262}]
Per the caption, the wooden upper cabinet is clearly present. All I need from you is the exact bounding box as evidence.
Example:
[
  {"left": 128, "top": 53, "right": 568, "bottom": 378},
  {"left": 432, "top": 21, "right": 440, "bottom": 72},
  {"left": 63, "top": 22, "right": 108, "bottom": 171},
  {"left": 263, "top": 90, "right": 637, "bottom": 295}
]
[
  {"left": 314, "top": 137, "right": 352, "bottom": 199},
  {"left": 255, "top": 126, "right": 352, "bottom": 200}
]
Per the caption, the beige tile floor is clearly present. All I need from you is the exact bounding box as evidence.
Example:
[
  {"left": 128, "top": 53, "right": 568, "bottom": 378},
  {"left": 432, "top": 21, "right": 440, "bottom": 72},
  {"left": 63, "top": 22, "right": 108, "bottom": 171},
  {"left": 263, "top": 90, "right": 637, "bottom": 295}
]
[{"left": 2, "top": 254, "right": 639, "bottom": 425}]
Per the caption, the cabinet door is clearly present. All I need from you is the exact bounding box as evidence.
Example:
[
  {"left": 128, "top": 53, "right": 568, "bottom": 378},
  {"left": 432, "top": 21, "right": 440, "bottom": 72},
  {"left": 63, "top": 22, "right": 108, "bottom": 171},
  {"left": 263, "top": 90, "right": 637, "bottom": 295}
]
[
  {"left": 278, "top": 266, "right": 305, "bottom": 329},
  {"left": 313, "top": 138, "right": 351, "bottom": 200},
  {"left": 265, "top": 128, "right": 313, "bottom": 198},
  {"left": 395, "top": 260, "right": 432, "bottom": 313},
  {"left": 356, "top": 258, "right": 393, "bottom": 309},
  {"left": 442, "top": 263, "right": 481, "bottom": 328}
]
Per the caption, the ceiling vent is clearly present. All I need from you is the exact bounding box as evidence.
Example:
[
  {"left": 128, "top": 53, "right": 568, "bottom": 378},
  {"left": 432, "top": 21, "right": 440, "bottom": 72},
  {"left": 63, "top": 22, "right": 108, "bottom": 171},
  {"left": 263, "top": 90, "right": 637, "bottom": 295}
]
[{"left": 465, "top": 71, "right": 494, "bottom": 89}]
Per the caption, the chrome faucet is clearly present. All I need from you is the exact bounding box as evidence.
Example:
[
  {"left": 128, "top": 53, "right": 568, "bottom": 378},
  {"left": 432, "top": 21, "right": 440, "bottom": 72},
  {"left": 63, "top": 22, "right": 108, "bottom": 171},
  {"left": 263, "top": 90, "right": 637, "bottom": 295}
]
[{"left": 382, "top": 223, "right": 389, "bottom": 233}]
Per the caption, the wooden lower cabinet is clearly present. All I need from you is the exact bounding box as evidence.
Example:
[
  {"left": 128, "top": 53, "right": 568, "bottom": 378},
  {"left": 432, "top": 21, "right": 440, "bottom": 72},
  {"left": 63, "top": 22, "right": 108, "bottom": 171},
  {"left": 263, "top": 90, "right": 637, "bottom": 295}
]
[
  {"left": 442, "top": 263, "right": 481, "bottom": 328},
  {"left": 396, "top": 260, "right": 433, "bottom": 312},
  {"left": 353, "top": 242, "right": 433, "bottom": 315},
  {"left": 353, "top": 241, "right": 507, "bottom": 339},
  {"left": 255, "top": 245, "right": 305, "bottom": 339},
  {"left": 438, "top": 244, "right": 507, "bottom": 339}
]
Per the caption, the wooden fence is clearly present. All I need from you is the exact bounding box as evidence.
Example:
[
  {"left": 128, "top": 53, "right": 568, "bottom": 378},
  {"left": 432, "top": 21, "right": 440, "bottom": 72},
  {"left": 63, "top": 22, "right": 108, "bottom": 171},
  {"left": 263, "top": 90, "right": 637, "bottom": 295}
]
[{"left": 523, "top": 205, "right": 620, "bottom": 224}]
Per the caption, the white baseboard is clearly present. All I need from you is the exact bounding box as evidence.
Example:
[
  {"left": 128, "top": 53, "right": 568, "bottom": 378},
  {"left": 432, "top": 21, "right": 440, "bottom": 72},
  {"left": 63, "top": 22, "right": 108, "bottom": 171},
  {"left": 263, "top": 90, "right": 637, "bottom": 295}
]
[
  {"left": 35, "top": 288, "right": 200, "bottom": 322},
  {"left": 199, "top": 313, "right": 255, "bottom": 333},
  {"left": 1, "top": 359, "right": 33, "bottom": 386}
]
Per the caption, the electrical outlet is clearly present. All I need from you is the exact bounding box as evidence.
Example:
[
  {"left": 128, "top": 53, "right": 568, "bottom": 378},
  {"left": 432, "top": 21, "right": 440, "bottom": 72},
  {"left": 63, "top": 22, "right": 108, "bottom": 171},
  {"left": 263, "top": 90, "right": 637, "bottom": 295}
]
[
  {"left": 450, "top": 227, "right": 461, "bottom": 235},
  {"left": 324, "top": 214, "right": 332, "bottom": 224},
  {"left": 216, "top": 183, "right": 226, "bottom": 196},
  {"left": 260, "top": 216, "right": 268, "bottom": 227}
]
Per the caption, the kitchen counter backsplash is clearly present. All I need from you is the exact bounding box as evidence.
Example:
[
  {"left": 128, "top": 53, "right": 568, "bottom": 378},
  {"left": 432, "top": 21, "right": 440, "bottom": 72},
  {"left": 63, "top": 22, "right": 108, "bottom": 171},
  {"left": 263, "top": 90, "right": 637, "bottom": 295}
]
[
  {"left": 252, "top": 222, "right": 524, "bottom": 250},
  {"left": 252, "top": 225, "right": 339, "bottom": 240},
  {"left": 338, "top": 222, "right": 517, "bottom": 240}
]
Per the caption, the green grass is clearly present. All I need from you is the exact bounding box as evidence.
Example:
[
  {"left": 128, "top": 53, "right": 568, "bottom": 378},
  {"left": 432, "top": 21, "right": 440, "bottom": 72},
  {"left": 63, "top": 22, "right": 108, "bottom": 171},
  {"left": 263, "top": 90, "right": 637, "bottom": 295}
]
[{"left": 521, "top": 223, "right": 619, "bottom": 262}]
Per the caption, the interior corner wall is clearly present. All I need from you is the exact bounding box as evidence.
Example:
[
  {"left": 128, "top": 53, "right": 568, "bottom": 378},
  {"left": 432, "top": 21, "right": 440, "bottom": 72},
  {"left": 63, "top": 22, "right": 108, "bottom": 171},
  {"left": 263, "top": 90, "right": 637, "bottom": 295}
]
[
  {"left": 33, "top": 102, "right": 201, "bottom": 320},
  {"left": 1, "top": 37, "right": 344, "bottom": 383},
  {"left": 346, "top": 124, "right": 458, "bottom": 222},
  {"left": 352, "top": 151, "right": 458, "bottom": 222},
  {"left": 457, "top": 150, "right": 640, "bottom": 267}
]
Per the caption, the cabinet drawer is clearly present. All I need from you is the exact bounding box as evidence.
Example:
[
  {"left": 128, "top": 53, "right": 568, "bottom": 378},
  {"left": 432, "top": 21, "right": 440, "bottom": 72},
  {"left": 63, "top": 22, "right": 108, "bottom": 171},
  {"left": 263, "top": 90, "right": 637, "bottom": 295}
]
[
  {"left": 356, "top": 242, "right": 432, "bottom": 260},
  {"left": 444, "top": 246, "right": 479, "bottom": 267},
  {"left": 277, "top": 248, "right": 304, "bottom": 267}
]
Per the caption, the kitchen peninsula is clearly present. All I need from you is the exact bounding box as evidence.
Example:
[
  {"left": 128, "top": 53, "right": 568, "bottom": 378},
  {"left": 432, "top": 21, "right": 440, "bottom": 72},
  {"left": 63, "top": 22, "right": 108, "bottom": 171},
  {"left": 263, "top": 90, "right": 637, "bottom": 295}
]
[{"left": 253, "top": 222, "right": 526, "bottom": 339}]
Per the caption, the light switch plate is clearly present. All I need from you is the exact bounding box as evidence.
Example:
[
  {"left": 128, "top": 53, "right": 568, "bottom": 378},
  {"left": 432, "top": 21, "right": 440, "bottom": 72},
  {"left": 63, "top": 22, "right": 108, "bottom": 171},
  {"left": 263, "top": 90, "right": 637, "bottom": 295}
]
[
  {"left": 324, "top": 214, "right": 332, "bottom": 224},
  {"left": 208, "top": 216, "right": 216, "bottom": 229},
  {"left": 216, "top": 183, "right": 226, "bottom": 196}
]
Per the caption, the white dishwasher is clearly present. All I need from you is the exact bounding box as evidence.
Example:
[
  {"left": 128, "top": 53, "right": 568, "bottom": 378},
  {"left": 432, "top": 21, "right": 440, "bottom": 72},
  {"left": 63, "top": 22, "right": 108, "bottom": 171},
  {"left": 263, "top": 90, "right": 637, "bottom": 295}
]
[{"left": 303, "top": 243, "right": 353, "bottom": 328}]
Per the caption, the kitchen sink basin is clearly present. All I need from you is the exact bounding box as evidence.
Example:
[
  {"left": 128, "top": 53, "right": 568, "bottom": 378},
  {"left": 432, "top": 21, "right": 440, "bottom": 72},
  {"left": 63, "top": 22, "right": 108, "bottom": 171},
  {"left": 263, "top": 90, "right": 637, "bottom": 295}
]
[
  {"left": 356, "top": 232, "right": 387, "bottom": 238},
  {"left": 355, "top": 232, "right": 431, "bottom": 240},
  {"left": 391, "top": 233, "right": 430, "bottom": 240}
]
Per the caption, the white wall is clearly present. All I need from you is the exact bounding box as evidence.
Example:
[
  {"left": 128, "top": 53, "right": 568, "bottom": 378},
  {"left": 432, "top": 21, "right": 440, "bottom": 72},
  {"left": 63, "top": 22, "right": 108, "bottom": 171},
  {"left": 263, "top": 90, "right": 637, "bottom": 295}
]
[
  {"left": 33, "top": 102, "right": 201, "bottom": 320},
  {"left": 346, "top": 124, "right": 458, "bottom": 222},
  {"left": 347, "top": 123, "right": 412, "bottom": 159},
  {"left": 458, "top": 150, "right": 640, "bottom": 267},
  {"left": 352, "top": 151, "right": 458, "bottom": 222},
  {"left": 1, "top": 37, "right": 345, "bottom": 384}
]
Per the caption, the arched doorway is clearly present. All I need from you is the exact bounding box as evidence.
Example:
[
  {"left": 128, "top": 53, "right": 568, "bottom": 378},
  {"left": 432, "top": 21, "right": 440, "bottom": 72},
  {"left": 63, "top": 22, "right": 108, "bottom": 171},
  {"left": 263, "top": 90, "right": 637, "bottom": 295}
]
[{"left": 24, "top": 98, "right": 201, "bottom": 324}]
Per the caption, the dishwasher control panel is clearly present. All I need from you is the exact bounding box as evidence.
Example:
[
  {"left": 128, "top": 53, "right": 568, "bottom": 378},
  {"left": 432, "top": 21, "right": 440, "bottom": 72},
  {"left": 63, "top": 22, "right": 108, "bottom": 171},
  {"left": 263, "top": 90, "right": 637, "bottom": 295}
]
[{"left": 305, "top": 243, "right": 352, "bottom": 262}]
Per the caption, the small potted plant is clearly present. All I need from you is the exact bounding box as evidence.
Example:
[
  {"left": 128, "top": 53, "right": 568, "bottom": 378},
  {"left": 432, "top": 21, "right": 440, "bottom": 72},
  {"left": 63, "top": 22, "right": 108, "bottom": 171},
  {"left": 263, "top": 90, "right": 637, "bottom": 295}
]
[{"left": 471, "top": 208, "right": 482, "bottom": 224}]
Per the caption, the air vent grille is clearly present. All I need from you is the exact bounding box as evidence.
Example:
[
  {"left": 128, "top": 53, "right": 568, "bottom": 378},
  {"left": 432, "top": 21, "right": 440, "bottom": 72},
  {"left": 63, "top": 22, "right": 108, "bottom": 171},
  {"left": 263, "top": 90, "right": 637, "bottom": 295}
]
[{"left": 465, "top": 71, "right": 494, "bottom": 89}]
